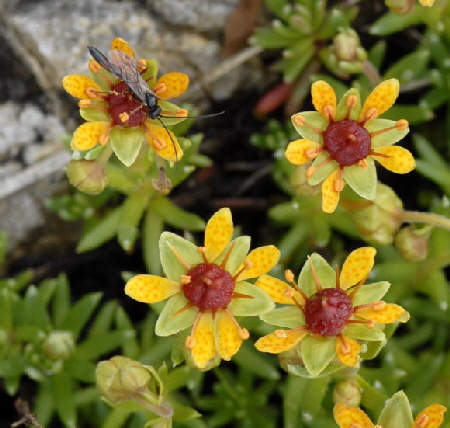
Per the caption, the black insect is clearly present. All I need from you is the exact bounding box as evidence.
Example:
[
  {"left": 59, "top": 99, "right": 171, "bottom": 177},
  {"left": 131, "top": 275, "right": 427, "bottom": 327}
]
[{"left": 87, "top": 45, "right": 162, "bottom": 119}]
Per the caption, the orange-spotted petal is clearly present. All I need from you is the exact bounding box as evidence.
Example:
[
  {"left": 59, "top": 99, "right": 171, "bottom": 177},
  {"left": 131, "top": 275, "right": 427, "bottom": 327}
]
[
  {"left": 372, "top": 145, "right": 416, "bottom": 173},
  {"left": 216, "top": 311, "right": 243, "bottom": 361},
  {"left": 337, "top": 335, "right": 361, "bottom": 367},
  {"left": 356, "top": 303, "right": 409, "bottom": 324},
  {"left": 236, "top": 245, "right": 280, "bottom": 281},
  {"left": 285, "top": 139, "right": 322, "bottom": 165},
  {"left": 155, "top": 73, "right": 189, "bottom": 100},
  {"left": 255, "top": 330, "right": 308, "bottom": 354},
  {"left": 322, "top": 168, "right": 341, "bottom": 213},
  {"left": 62, "top": 75, "right": 101, "bottom": 99},
  {"left": 144, "top": 122, "right": 183, "bottom": 162},
  {"left": 333, "top": 402, "right": 375, "bottom": 428},
  {"left": 110, "top": 37, "right": 135, "bottom": 57},
  {"left": 204, "top": 208, "right": 233, "bottom": 262},
  {"left": 360, "top": 79, "right": 399, "bottom": 121},
  {"left": 311, "top": 80, "right": 336, "bottom": 120},
  {"left": 125, "top": 274, "right": 180, "bottom": 303},
  {"left": 255, "top": 274, "right": 304, "bottom": 305},
  {"left": 413, "top": 404, "right": 446, "bottom": 428},
  {"left": 340, "top": 247, "right": 376, "bottom": 290},
  {"left": 71, "top": 121, "right": 110, "bottom": 151},
  {"left": 190, "top": 312, "right": 216, "bottom": 369}
]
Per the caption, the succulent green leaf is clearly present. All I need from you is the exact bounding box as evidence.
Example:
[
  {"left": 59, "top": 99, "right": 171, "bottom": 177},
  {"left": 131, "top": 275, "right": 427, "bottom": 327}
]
[
  {"left": 76, "top": 330, "right": 134, "bottom": 360},
  {"left": 228, "top": 281, "right": 275, "bottom": 316},
  {"left": 152, "top": 196, "right": 205, "bottom": 231},
  {"left": 110, "top": 127, "right": 144, "bottom": 167},
  {"left": 159, "top": 232, "right": 202, "bottom": 281},
  {"left": 143, "top": 209, "right": 164, "bottom": 275},
  {"left": 117, "top": 193, "right": 148, "bottom": 251},
  {"left": 370, "top": 8, "right": 424, "bottom": 36},
  {"left": 155, "top": 294, "right": 196, "bottom": 336},
  {"left": 53, "top": 372, "right": 77, "bottom": 428},
  {"left": 384, "top": 50, "right": 429, "bottom": 85},
  {"left": 344, "top": 160, "right": 377, "bottom": 200},
  {"left": 301, "top": 335, "right": 336, "bottom": 376}
]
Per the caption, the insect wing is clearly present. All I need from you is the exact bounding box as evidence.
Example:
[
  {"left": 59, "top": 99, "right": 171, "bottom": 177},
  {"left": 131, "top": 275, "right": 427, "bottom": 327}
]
[
  {"left": 87, "top": 46, "right": 117, "bottom": 74},
  {"left": 106, "top": 49, "right": 155, "bottom": 104}
]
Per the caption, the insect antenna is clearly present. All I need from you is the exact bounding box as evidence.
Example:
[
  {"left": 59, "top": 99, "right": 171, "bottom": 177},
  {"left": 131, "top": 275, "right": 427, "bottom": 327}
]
[
  {"left": 157, "top": 117, "right": 180, "bottom": 161},
  {"left": 160, "top": 111, "right": 225, "bottom": 120}
]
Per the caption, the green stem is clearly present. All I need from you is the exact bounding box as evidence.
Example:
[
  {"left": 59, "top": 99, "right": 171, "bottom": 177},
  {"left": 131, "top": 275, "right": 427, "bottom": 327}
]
[
  {"left": 97, "top": 144, "right": 114, "bottom": 165},
  {"left": 400, "top": 210, "right": 450, "bottom": 231}
]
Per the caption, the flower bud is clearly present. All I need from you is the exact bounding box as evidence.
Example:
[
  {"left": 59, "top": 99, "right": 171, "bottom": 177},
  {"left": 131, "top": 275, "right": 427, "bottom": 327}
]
[
  {"left": 343, "top": 183, "right": 403, "bottom": 245},
  {"left": 333, "top": 379, "right": 361, "bottom": 407},
  {"left": 332, "top": 29, "right": 367, "bottom": 74},
  {"left": 66, "top": 159, "right": 107, "bottom": 194},
  {"left": 291, "top": 165, "right": 321, "bottom": 197},
  {"left": 385, "top": 0, "right": 415, "bottom": 15},
  {"left": 395, "top": 225, "right": 431, "bottom": 262},
  {"left": 42, "top": 331, "right": 74, "bottom": 360}
]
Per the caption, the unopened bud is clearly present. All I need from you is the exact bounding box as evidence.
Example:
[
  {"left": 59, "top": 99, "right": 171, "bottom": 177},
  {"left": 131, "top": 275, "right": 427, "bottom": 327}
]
[
  {"left": 333, "top": 379, "right": 361, "bottom": 407},
  {"left": 395, "top": 225, "right": 431, "bottom": 262},
  {"left": 291, "top": 165, "right": 321, "bottom": 196},
  {"left": 66, "top": 159, "right": 107, "bottom": 194},
  {"left": 42, "top": 331, "right": 74, "bottom": 360},
  {"left": 332, "top": 29, "right": 367, "bottom": 74}
]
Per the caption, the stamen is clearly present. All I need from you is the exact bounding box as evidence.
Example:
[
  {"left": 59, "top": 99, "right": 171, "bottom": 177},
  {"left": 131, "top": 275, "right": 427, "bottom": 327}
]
[
  {"left": 293, "top": 114, "right": 324, "bottom": 135},
  {"left": 185, "top": 312, "right": 203, "bottom": 349},
  {"left": 99, "top": 128, "right": 112, "bottom": 145},
  {"left": 361, "top": 106, "right": 378, "bottom": 124},
  {"left": 357, "top": 159, "right": 368, "bottom": 168},
  {"left": 274, "top": 326, "right": 308, "bottom": 337},
  {"left": 347, "top": 319, "right": 375, "bottom": 329},
  {"left": 180, "top": 275, "right": 191, "bottom": 285},
  {"left": 89, "top": 62, "right": 115, "bottom": 86},
  {"left": 323, "top": 105, "right": 335, "bottom": 122},
  {"left": 345, "top": 94, "right": 358, "bottom": 119},
  {"left": 306, "top": 156, "right": 333, "bottom": 178},
  {"left": 143, "top": 123, "right": 167, "bottom": 150},
  {"left": 307, "top": 256, "right": 323, "bottom": 292},
  {"left": 415, "top": 414, "right": 430, "bottom": 428},
  {"left": 86, "top": 87, "right": 105, "bottom": 99},
  {"left": 354, "top": 301, "right": 385, "bottom": 312},
  {"left": 369, "top": 150, "right": 389, "bottom": 159},
  {"left": 220, "top": 241, "right": 236, "bottom": 269},
  {"left": 154, "top": 82, "right": 168, "bottom": 96},
  {"left": 349, "top": 424, "right": 363, "bottom": 428},
  {"left": 284, "top": 269, "right": 308, "bottom": 302},
  {"left": 305, "top": 147, "right": 324, "bottom": 160},
  {"left": 172, "top": 302, "right": 193, "bottom": 317},
  {"left": 348, "top": 273, "right": 370, "bottom": 299},
  {"left": 175, "top": 108, "right": 189, "bottom": 118},
  {"left": 166, "top": 242, "right": 192, "bottom": 270},
  {"left": 197, "top": 247, "right": 209, "bottom": 263},
  {"left": 369, "top": 118, "right": 409, "bottom": 137},
  {"left": 224, "top": 309, "right": 249, "bottom": 339},
  {"left": 334, "top": 178, "right": 344, "bottom": 192},
  {"left": 232, "top": 292, "right": 253, "bottom": 300},
  {"left": 335, "top": 266, "right": 341, "bottom": 289},
  {"left": 338, "top": 335, "right": 351, "bottom": 354},
  {"left": 284, "top": 288, "right": 306, "bottom": 311},
  {"left": 119, "top": 112, "right": 130, "bottom": 125},
  {"left": 233, "top": 259, "right": 252, "bottom": 281},
  {"left": 137, "top": 58, "right": 147, "bottom": 71}
]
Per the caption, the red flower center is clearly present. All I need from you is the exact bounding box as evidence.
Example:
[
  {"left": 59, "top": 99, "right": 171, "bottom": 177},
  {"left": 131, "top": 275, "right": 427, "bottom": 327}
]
[
  {"left": 304, "top": 288, "right": 353, "bottom": 335},
  {"left": 323, "top": 119, "right": 371, "bottom": 166},
  {"left": 106, "top": 81, "right": 148, "bottom": 127},
  {"left": 183, "top": 263, "right": 235, "bottom": 311}
]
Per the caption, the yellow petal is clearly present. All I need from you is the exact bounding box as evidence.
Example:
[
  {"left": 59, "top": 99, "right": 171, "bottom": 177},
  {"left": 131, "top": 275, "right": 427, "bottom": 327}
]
[
  {"left": 191, "top": 312, "right": 216, "bottom": 369},
  {"left": 413, "top": 404, "right": 446, "bottom": 428},
  {"left": 336, "top": 335, "right": 361, "bottom": 367},
  {"left": 62, "top": 75, "right": 101, "bottom": 99},
  {"left": 372, "top": 145, "right": 416, "bottom": 173},
  {"left": 111, "top": 37, "right": 135, "bottom": 57},
  {"left": 236, "top": 245, "right": 280, "bottom": 281},
  {"left": 311, "top": 80, "right": 336, "bottom": 119},
  {"left": 144, "top": 123, "right": 183, "bottom": 162},
  {"left": 216, "top": 311, "right": 243, "bottom": 361},
  {"left": 356, "top": 303, "right": 410, "bottom": 324},
  {"left": 71, "top": 121, "right": 110, "bottom": 151},
  {"left": 285, "top": 139, "right": 322, "bottom": 165},
  {"left": 333, "top": 402, "right": 375, "bottom": 428},
  {"left": 124, "top": 274, "right": 180, "bottom": 303},
  {"left": 360, "top": 79, "right": 399, "bottom": 120},
  {"left": 340, "top": 247, "right": 376, "bottom": 290},
  {"left": 155, "top": 73, "right": 190, "bottom": 100},
  {"left": 418, "top": 0, "right": 435, "bottom": 5},
  {"left": 204, "top": 208, "right": 233, "bottom": 262},
  {"left": 255, "top": 330, "right": 308, "bottom": 354},
  {"left": 322, "top": 168, "right": 341, "bottom": 213},
  {"left": 255, "top": 274, "right": 304, "bottom": 305}
]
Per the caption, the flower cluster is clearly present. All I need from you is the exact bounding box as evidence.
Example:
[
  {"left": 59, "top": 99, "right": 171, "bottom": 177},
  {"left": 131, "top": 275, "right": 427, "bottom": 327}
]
[
  {"left": 63, "top": 38, "right": 189, "bottom": 164},
  {"left": 285, "top": 79, "right": 415, "bottom": 213},
  {"left": 125, "top": 208, "right": 280, "bottom": 370}
]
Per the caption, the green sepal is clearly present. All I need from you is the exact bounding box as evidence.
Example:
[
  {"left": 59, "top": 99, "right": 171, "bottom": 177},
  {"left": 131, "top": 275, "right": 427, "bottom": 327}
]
[
  {"left": 336, "top": 88, "right": 361, "bottom": 121},
  {"left": 343, "top": 324, "right": 385, "bottom": 342},
  {"left": 259, "top": 306, "right": 304, "bottom": 329},
  {"left": 117, "top": 193, "right": 148, "bottom": 252},
  {"left": 287, "top": 361, "right": 343, "bottom": 379},
  {"left": 142, "top": 59, "right": 158, "bottom": 87},
  {"left": 228, "top": 281, "right": 275, "bottom": 316},
  {"left": 366, "top": 119, "right": 409, "bottom": 147},
  {"left": 291, "top": 111, "right": 326, "bottom": 141},
  {"left": 151, "top": 196, "right": 205, "bottom": 231},
  {"left": 90, "top": 65, "right": 118, "bottom": 91},
  {"left": 377, "top": 391, "right": 414, "bottom": 428},
  {"left": 308, "top": 153, "right": 338, "bottom": 185},
  {"left": 80, "top": 105, "right": 110, "bottom": 122},
  {"left": 219, "top": 236, "right": 250, "bottom": 276},
  {"left": 155, "top": 294, "right": 196, "bottom": 336},
  {"left": 297, "top": 253, "right": 336, "bottom": 296},
  {"left": 84, "top": 145, "right": 107, "bottom": 161},
  {"left": 300, "top": 335, "right": 336, "bottom": 376},
  {"left": 159, "top": 232, "right": 202, "bottom": 281},
  {"left": 344, "top": 159, "right": 377, "bottom": 200},
  {"left": 110, "top": 127, "right": 144, "bottom": 166},
  {"left": 351, "top": 281, "right": 390, "bottom": 306}
]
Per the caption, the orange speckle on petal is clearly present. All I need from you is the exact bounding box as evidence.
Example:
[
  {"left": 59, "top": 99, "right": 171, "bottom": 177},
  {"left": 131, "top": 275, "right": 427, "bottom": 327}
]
[
  {"left": 413, "top": 404, "right": 446, "bottom": 428},
  {"left": 322, "top": 168, "right": 341, "bottom": 213},
  {"left": 340, "top": 247, "right": 376, "bottom": 290},
  {"left": 360, "top": 79, "right": 399, "bottom": 122},
  {"left": 217, "top": 311, "right": 244, "bottom": 360},
  {"left": 71, "top": 121, "right": 110, "bottom": 151},
  {"left": 236, "top": 245, "right": 280, "bottom": 281},
  {"left": 336, "top": 335, "right": 361, "bottom": 367},
  {"left": 124, "top": 274, "right": 180, "bottom": 303},
  {"left": 190, "top": 312, "right": 217, "bottom": 369},
  {"left": 110, "top": 37, "right": 135, "bottom": 57},
  {"left": 204, "top": 208, "right": 233, "bottom": 262},
  {"left": 311, "top": 80, "right": 336, "bottom": 120},
  {"left": 155, "top": 72, "right": 189, "bottom": 100}
]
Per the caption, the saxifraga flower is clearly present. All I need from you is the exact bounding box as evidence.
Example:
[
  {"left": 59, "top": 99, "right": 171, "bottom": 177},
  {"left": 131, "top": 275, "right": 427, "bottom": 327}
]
[{"left": 125, "top": 208, "right": 280, "bottom": 370}]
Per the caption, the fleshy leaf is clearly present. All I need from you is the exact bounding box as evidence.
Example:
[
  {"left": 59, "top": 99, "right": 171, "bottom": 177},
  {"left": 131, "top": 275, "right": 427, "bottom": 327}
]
[
  {"left": 301, "top": 335, "right": 336, "bottom": 376},
  {"left": 229, "top": 281, "right": 275, "bottom": 316},
  {"left": 110, "top": 127, "right": 144, "bottom": 166},
  {"left": 155, "top": 294, "right": 197, "bottom": 336}
]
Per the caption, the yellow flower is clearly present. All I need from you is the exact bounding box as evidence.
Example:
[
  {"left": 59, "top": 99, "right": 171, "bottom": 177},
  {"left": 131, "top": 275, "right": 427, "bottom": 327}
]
[
  {"left": 334, "top": 401, "right": 446, "bottom": 428},
  {"left": 125, "top": 208, "right": 280, "bottom": 370},
  {"left": 62, "top": 38, "right": 189, "bottom": 164},
  {"left": 285, "top": 79, "right": 415, "bottom": 213},
  {"left": 418, "top": 0, "right": 435, "bottom": 5},
  {"left": 255, "top": 247, "right": 409, "bottom": 376}
]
